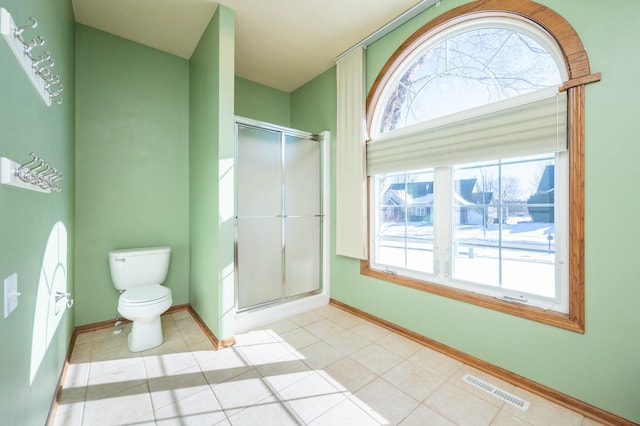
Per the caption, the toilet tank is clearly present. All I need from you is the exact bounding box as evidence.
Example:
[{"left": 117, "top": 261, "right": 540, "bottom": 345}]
[{"left": 108, "top": 247, "right": 171, "bottom": 291}]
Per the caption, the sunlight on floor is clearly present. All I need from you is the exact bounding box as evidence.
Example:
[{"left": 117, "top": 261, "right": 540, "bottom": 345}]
[{"left": 53, "top": 306, "right": 597, "bottom": 425}]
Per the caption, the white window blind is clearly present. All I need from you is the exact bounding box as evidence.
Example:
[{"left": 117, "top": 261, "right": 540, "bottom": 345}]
[
  {"left": 336, "top": 46, "right": 368, "bottom": 259},
  {"left": 367, "top": 88, "right": 567, "bottom": 175}
]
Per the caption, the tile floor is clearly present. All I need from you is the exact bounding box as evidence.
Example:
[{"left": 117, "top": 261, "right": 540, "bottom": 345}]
[{"left": 53, "top": 305, "right": 602, "bottom": 426}]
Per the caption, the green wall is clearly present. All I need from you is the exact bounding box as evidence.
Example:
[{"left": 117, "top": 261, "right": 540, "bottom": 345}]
[
  {"left": 0, "top": 0, "right": 75, "bottom": 424},
  {"left": 290, "top": 0, "right": 640, "bottom": 422},
  {"left": 291, "top": 67, "right": 337, "bottom": 255},
  {"left": 189, "top": 5, "right": 235, "bottom": 339},
  {"left": 75, "top": 25, "right": 190, "bottom": 325},
  {"left": 291, "top": 67, "right": 337, "bottom": 136},
  {"left": 235, "top": 76, "right": 290, "bottom": 127},
  {"left": 2, "top": 0, "right": 637, "bottom": 423}
]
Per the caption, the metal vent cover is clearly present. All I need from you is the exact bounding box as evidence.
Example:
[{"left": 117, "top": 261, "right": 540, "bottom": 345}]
[{"left": 462, "top": 373, "right": 530, "bottom": 410}]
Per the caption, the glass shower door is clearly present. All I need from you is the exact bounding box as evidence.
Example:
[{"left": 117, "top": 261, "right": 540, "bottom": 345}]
[
  {"left": 236, "top": 126, "right": 283, "bottom": 310},
  {"left": 284, "top": 134, "right": 321, "bottom": 298},
  {"left": 236, "top": 121, "right": 323, "bottom": 312}
]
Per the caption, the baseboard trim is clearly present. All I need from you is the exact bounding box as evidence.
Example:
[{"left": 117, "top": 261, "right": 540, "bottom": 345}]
[
  {"left": 45, "top": 329, "right": 76, "bottom": 426},
  {"left": 72, "top": 304, "right": 191, "bottom": 334},
  {"left": 329, "top": 298, "right": 636, "bottom": 426},
  {"left": 185, "top": 304, "right": 235, "bottom": 350},
  {"left": 70, "top": 303, "right": 230, "bottom": 350}
]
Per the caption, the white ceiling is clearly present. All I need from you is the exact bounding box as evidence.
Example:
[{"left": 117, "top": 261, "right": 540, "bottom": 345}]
[{"left": 72, "top": 0, "right": 423, "bottom": 92}]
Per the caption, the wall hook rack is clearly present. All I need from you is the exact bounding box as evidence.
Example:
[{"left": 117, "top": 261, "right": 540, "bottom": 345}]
[
  {"left": 0, "top": 8, "right": 63, "bottom": 106},
  {"left": 1, "top": 153, "right": 63, "bottom": 193}
]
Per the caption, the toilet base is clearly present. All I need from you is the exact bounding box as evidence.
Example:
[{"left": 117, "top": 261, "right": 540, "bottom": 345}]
[{"left": 127, "top": 316, "right": 164, "bottom": 352}]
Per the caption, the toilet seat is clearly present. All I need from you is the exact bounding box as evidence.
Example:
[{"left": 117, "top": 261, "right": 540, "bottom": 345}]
[{"left": 120, "top": 284, "right": 171, "bottom": 306}]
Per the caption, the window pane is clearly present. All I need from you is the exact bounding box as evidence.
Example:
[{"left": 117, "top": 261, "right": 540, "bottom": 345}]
[
  {"left": 376, "top": 26, "right": 562, "bottom": 134},
  {"left": 374, "top": 170, "right": 434, "bottom": 274},
  {"left": 452, "top": 155, "right": 556, "bottom": 298}
]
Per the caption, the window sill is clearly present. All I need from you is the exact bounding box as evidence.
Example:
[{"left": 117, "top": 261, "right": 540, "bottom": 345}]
[{"left": 360, "top": 262, "right": 584, "bottom": 333}]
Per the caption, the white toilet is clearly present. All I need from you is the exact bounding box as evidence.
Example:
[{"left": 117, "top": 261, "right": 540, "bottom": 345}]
[{"left": 108, "top": 246, "right": 173, "bottom": 352}]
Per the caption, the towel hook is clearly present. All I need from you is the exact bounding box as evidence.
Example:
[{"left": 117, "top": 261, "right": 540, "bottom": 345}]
[
  {"left": 26, "top": 35, "right": 45, "bottom": 50},
  {"left": 32, "top": 163, "right": 49, "bottom": 186},
  {"left": 47, "top": 168, "right": 61, "bottom": 191},
  {"left": 23, "top": 36, "right": 45, "bottom": 60},
  {"left": 27, "top": 159, "right": 48, "bottom": 185},
  {"left": 37, "top": 65, "right": 54, "bottom": 80},
  {"left": 50, "top": 170, "right": 63, "bottom": 191},
  {"left": 34, "top": 56, "right": 54, "bottom": 74},
  {"left": 39, "top": 166, "right": 58, "bottom": 190},
  {"left": 44, "top": 75, "right": 60, "bottom": 89},
  {"left": 16, "top": 153, "right": 40, "bottom": 182},
  {"left": 31, "top": 51, "right": 51, "bottom": 69},
  {"left": 49, "top": 86, "right": 63, "bottom": 99},
  {"left": 14, "top": 17, "right": 38, "bottom": 45}
]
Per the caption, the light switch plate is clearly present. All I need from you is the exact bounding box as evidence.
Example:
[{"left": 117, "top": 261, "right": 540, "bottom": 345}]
[{"left": 4, "top": 273, "right": 18, "bottom": 318}]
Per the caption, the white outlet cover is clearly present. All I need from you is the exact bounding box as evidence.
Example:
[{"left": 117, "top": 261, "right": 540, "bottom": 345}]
[{"left": 4, "top": 273, "right": 18, "bottom": 318}]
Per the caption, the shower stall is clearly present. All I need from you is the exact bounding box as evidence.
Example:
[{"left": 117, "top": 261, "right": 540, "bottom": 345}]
[{"left": 234, "top": 117, "right": 329, "bottom": 327}]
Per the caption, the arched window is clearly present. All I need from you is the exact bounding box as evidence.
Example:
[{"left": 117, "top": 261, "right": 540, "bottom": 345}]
[
  {"left": 362, "top": 1, "right": 600, "bottom": 332},
  {"left": 371, "top": 17, "right": 566, "bottom": 135}
]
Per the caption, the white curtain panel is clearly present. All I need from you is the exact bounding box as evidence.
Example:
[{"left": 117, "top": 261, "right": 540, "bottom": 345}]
[{"left": 336, "top": 46, "right": 368, "bottom": 259}]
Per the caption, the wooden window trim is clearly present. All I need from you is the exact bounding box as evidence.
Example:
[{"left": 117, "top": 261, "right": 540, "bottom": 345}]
[{"left": 362, "top": 0, "right": 600, "bottom": 333}]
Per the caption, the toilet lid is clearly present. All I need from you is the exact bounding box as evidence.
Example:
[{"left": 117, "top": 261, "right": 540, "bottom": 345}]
[{"left": 120, "top": 284, "right": 171, "bottom": 305}]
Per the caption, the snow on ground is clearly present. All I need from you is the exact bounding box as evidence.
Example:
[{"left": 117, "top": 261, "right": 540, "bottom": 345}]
[{"left": 377, "top": 219, "right": 557, "bottom": 299}]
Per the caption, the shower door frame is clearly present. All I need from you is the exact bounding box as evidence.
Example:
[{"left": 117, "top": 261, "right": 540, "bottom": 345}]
[{"left": 234, "top": 116, "right": 328, "bottom": 314}]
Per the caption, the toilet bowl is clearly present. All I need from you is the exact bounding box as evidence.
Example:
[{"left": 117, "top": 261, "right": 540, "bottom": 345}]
[
  {"left": 108, "top": 247, "right": 172, "bottom": 352},
  {"left": 118, "top": 284, "right": 172, "bottom": 352}
]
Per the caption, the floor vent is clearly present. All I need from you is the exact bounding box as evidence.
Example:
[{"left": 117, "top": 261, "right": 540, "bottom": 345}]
[{"left": 462, "top": 374, "right": 530, "bottom": 411}]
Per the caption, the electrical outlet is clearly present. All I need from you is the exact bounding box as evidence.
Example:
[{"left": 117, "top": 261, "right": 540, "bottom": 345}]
[{"left": 4, "top": 273, "right": 19, "bottom": 318}]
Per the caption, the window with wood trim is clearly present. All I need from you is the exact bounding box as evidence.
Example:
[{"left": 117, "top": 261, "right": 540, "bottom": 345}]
[{"left": 362, "top": 0, "right": 599, "bottom": 332}]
